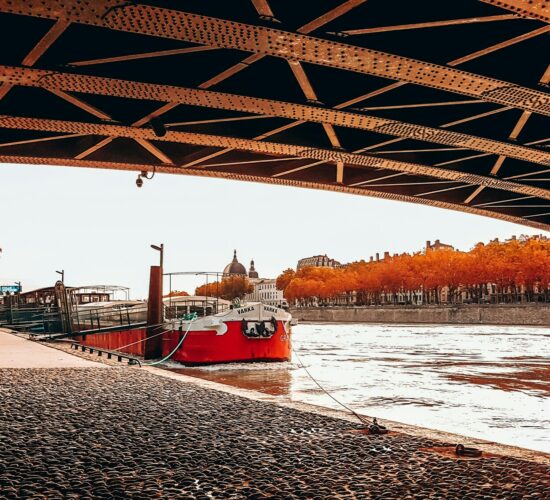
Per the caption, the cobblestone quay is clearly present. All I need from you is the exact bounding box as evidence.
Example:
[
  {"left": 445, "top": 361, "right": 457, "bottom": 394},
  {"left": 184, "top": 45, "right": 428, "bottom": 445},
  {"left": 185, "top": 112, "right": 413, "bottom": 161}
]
[{"left": 1, "top": 367, "right": 549, "bottom": 499}]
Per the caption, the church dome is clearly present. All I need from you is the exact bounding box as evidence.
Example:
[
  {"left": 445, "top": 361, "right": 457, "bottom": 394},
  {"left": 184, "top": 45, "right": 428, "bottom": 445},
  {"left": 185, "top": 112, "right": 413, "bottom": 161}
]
[
  {"left": 223, "top": 250, "right": 247, "bottom": 276},
  {"left": 248, "top": 259, "right": 259, "bottom": 279}
]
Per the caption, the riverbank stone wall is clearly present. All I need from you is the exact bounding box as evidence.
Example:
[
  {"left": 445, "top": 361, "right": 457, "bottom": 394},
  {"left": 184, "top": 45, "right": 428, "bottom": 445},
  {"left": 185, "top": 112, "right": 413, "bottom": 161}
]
[{"left": 291, "top": 304, "right": 550, "bottom": 326}]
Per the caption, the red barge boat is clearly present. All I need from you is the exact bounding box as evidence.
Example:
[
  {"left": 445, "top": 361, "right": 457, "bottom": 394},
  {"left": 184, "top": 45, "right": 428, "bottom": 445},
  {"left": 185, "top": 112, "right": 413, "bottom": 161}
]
[
  {"left": 162, "top": 301, "right": 292, "bottom": 364},
  {"left": 75, "top": 297, "right": 292, "bottom": 365}
]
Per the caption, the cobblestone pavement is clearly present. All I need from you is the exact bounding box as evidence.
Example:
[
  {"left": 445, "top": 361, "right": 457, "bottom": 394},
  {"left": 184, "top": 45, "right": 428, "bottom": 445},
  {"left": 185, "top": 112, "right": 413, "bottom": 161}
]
[{"left": 1, "top": 367, "right": 549, "bottom": 499}]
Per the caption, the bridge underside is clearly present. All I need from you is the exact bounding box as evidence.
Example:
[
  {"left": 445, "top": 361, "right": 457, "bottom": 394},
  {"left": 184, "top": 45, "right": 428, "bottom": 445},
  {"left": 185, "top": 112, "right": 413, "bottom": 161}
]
[{"left": 0, "top": 0, "right": 548, "bottom": 229}]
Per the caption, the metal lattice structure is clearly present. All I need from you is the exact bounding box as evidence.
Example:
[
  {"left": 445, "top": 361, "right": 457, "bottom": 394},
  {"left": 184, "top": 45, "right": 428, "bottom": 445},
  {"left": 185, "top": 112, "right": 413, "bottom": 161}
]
[{"left": 0, "top": 0, "right": 548, "bottom": 229}]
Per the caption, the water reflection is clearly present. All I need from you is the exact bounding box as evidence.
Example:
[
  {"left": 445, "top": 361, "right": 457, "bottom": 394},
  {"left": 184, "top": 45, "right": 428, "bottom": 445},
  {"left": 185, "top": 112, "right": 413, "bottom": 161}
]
[
  {"left": 167, "top": 323, "right": 550, "bottom": 453},
  {"left": 171, "top": 365, "right": 293, "bottom": 396}
]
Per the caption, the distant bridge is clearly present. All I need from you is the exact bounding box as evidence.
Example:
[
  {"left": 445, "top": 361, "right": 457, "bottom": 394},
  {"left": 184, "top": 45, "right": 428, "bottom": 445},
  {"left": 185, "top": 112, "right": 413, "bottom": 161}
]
[{"left": 0, "top": 0, "right": 548, "bottom": 229}]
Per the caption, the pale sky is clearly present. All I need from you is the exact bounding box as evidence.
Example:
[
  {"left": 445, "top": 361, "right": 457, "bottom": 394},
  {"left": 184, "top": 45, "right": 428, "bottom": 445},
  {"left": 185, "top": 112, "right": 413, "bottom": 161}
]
[{"left": 1, "top": 163, "right": 545, "bottom": 298}]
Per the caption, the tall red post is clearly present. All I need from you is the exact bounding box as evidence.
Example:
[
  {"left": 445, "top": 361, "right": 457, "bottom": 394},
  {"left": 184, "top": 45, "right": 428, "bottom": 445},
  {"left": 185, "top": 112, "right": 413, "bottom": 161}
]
[{"left": 144, "top": 265, "right": 163, "bottom": 359}]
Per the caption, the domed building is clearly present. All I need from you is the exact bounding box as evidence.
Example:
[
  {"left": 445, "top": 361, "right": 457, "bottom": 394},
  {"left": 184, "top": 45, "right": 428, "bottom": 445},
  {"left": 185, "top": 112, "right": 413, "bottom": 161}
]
[
  {"left": 223, "top": 250, "right": 247, "bottom": 277},
  {"left": 248, "top": 260, "right": 259, "bottom": 279}
]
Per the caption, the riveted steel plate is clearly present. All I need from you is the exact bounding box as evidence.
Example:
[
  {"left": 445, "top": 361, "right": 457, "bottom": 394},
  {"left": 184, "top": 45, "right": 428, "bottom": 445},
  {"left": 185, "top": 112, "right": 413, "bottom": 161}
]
[
  {"left": 0, "top": 65, "right": 549, "bottom": 167},
  {"left": 0, "top": 1, "right": 548, "bottom": 115},
  {"left": 0, "top": 114, "right": 547, "bottom": 200},
  {"left": 479, "top": 0, "right": 550, "bottom": 22}
]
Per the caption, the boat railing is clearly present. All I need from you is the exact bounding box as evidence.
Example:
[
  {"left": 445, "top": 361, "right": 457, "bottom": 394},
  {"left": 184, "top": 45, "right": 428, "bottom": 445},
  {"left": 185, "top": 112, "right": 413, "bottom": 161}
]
[{"left": 71, "top": 303, "right": 148, "bottom": 334}]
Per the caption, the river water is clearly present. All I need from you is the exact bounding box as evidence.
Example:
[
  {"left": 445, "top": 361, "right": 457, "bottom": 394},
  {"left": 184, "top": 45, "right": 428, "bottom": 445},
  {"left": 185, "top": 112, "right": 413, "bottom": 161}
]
[{"left": 168, "top": 323, "right": 550, "bottom": 453}]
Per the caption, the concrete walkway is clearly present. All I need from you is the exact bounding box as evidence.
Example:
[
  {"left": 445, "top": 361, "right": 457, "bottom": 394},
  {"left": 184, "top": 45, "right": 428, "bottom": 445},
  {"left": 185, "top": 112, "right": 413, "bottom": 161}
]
[{"left": 0, "top": 329, "right": 104, "bottom": 368}]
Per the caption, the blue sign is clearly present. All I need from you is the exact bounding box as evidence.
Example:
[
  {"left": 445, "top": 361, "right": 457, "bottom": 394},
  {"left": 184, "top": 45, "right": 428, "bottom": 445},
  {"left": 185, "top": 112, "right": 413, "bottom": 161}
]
[{"left": 0, "top": 285, "right": 21, "bottom": 293}]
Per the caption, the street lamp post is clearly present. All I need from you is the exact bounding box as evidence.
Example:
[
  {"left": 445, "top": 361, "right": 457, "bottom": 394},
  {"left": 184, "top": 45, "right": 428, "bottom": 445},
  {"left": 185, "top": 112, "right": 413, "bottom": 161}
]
[
  {"left": 150, "top": 243, "right": 164, "bottom": 269},
  {"left": 55, "top": 269, "right": 64, "bottom": 283},
  {"left": 14, "top": 281, "right": 21, "bottom": 294}
]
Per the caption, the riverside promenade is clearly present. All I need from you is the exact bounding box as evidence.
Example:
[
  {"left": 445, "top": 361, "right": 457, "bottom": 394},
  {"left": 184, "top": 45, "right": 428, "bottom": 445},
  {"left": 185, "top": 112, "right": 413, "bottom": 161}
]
[{"left": 1, "top": 330, "right": 549, "bottom": 499}]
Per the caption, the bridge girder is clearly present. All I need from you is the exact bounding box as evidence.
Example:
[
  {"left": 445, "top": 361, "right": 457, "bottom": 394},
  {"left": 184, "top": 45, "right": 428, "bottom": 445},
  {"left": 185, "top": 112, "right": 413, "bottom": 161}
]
[{"left": 0, "top": 0, "right": 548, "bottom": 229}]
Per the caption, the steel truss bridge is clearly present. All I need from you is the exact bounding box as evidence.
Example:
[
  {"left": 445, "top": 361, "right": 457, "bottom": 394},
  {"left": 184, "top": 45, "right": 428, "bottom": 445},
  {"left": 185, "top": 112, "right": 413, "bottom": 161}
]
[{"left": 0, "top": 0, "right": 548, "bottom": 229}]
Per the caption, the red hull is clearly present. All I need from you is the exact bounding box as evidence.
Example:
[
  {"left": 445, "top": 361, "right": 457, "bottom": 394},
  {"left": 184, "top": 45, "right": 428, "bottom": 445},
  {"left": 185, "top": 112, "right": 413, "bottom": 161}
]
[
  {"left": 75, "top": 327, "right": 147, "bottom": 356},
  {"left": 162, "top": 320, "right": 291, "bottom": 365}
]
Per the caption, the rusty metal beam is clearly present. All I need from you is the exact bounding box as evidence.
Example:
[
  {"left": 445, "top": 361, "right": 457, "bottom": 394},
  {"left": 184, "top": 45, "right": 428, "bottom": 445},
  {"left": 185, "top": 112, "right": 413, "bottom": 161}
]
[
  {"left": 475, "top": 195, "right": 535, "bottom": 206},
  {"left": 47, "top": 88, "right": 113, "bottom": 121},
  {"left": 357, "top": 180, "right": 462, "bottom": 187},
  {"left": 372, "top": 147, "right": 469, "bottom": 154},
  {"left": 479, "top": 204, "right": 550, "bottom": 208},
  {"left": 75, "top": 137, "right": 113, "bottom": 160},
  {"left": 336, "top": 161, "right": 344, "bottom": 183},
  {"left": 340, "top": 14, "right": 519, "bottom": 35},
  {"left": 133, "top": 138, "right": 173, "bottom": 164},
  {"left": 360, "top": 100, "right": 484, "bottom": 111},
  {"left": 297, "top": 0, "right": 367, "bottom": 34},
  {"left": 271, "top": 160, "right": 326, "bottom": 178},
  {"left": 464, "top": 64, "right": 550, "bottom": 204},
  {"left": 2, "top": 65, "right": 548, "bottom": 167},
  {"left": 440, "top": 106, "right": 513, "bottom": 128},
  {"left": 478, "top": 0, "right": 550, "bottom": 23},
  {"left": 2, "top": 2, "right": 548, "bottom": 116},
  {"left": 416, "top": 184, "right": 473, "bottom": 197},
  {"left": 0, "top": 115, "right": 547, "bottom": 200},
  {"left": 506, "top": 168, "right": 550, "bottom": 180},
  {"left": 447, "top": 26, "right": 550, "bottom": 66},
  {"left": 68, "top": 45, "right": 216, "bottom": 67},
  {"left": 288, "top": 60, "right": 342, "bottom": 148},
  {"left": 166, "top": 115, "right": 271, "bottom": 127},
  {"left": 181, "top": 121, "right": 306, "bottom": 167},
  {"left": 201, "top": 157, "right": 303, "bottom": 168},
  {"left": 250, "top": 0, "right": 275, "bottom": 19},
  {"left": 0, "top": 18, "right": 69, "bottom": 102},
  {"left": 349, "top": 172, "right": 406, "bottom": 187},
  {"left": 194, "top": 0, "right": 367, "bottom": 92},
  {"left": 1, "top": 153, "right": 547, "bottom": 230},
  {"left": 22, "top": 19, "right": 70, "bottom": 66},
  {"left": 273, "top": 106, "right": 515, "bottom": 177},
  {"left": 0, "top": 133, "right": 85, "bottom": 148},
  {"left": 464, "top": 186, "right": 486, "bottom": 204},
  {"left": 434, "top": 153, "right": 493, "bottom": 167},
  {"left": 335, "top": 83, "right": 408, "bottom": 110}
]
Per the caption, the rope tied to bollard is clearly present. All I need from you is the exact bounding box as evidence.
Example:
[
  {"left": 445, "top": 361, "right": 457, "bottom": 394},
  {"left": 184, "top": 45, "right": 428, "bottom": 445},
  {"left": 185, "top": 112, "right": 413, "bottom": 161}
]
[{"left": 292, "top": 346, "right": 387, "bottom": 433}]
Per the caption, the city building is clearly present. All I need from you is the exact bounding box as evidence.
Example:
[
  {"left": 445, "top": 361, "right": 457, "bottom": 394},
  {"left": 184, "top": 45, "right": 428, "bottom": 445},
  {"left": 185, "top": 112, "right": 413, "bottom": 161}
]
[
  {"left": 425, "top": 239, "right": 454, "bottom": 252},
  {"left": 222, "top": 250, "right": 248, "bottom": 277},
  {"left": 297, "top": 254, "right": 341, "bottom": 270},
  {"left": 220, "top": 250, "right": 286, "bottom": 307},
  {"left": 245, "top": 278, "right": 287, "bottom": 308}
]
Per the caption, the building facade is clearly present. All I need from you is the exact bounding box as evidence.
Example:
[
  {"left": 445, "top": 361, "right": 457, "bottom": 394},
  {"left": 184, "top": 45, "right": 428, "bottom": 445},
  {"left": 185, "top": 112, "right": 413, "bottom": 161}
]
[
  {"left": 221, "top": 250, "right": 287, "bottom": 307},
  {"left": 245, "top": 278, "right": 287, "bottom": 308},
  {"left": 297, "top": 254, "right": 341, "bottom": 270}
]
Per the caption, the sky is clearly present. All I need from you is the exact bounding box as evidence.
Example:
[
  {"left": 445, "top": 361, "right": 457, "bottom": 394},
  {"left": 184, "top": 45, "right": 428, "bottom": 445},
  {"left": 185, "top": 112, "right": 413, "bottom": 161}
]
[{"left": 0, "top": 163, "right": 545, "bottom": 299}]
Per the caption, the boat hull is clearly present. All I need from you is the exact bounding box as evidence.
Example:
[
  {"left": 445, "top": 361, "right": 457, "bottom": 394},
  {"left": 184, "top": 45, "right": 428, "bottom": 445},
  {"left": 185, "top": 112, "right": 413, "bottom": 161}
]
[{"left": 161, "top": 319, "right": 291, "bottom": 365}]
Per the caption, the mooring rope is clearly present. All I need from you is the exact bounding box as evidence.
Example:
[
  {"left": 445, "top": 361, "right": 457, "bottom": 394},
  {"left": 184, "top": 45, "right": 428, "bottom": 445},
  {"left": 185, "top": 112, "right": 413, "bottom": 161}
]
[
  {"left": 292, "top": 346, "right": 373, "bottom": 427},
  {"left": 142, "top": 318, "right": 196, "bottom": 367}
]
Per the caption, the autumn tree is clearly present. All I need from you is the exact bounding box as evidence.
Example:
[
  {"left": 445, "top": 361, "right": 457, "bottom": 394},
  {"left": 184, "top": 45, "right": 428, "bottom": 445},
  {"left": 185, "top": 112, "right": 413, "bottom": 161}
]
[
  {"left": 163, "top": 290, "right": 190, "bottom": 298},
  {"left": 195, "top": 276, "right": 253, "bottom": 301},
  {"left": 276, "top": 268, "right": 296, "bottom": 293},
  {"left": 275, "top": 236, "right": 550, "bottom": 306}
]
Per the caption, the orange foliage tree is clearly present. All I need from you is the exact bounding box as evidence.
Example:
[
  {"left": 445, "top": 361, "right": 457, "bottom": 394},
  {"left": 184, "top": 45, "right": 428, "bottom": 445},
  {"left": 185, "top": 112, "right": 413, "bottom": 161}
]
[
  {"left": 276, "top": 236, "right": 550, "bottom": 306},
  {"left": 195, "top": 276, "right": 253, "bottom": 301},
  {"left": 163, "top": 290, "right": 189, "bottom": 298}
]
